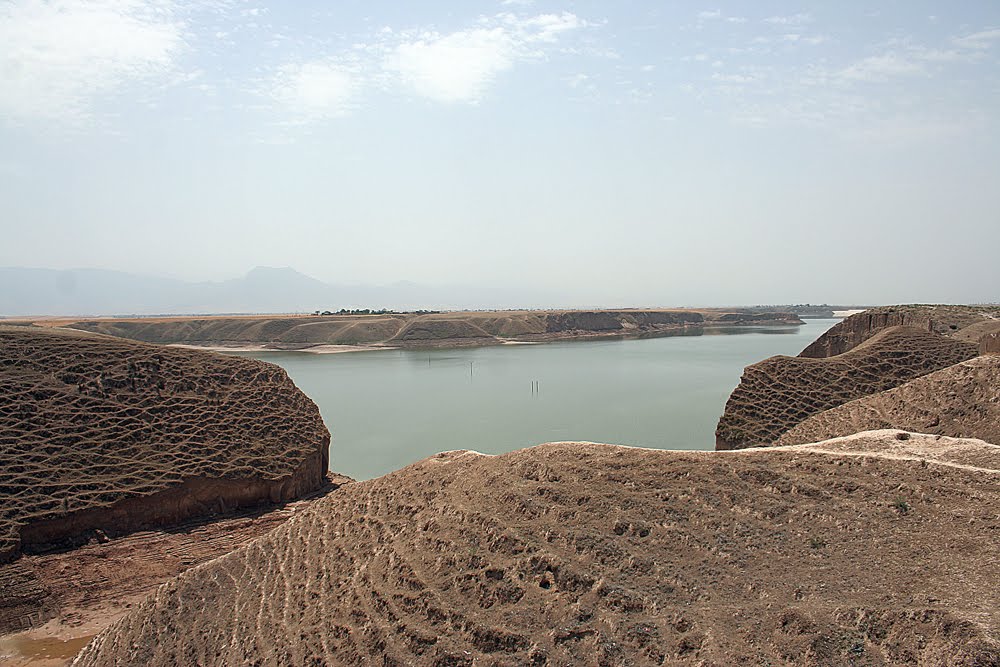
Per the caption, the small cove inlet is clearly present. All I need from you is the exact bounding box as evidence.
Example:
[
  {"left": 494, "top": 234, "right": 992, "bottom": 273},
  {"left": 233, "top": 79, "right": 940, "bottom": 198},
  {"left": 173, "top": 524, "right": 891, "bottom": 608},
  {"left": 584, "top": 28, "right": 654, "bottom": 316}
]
[{"left": 236, "top": 319, "right": 839, "bottom": 480}]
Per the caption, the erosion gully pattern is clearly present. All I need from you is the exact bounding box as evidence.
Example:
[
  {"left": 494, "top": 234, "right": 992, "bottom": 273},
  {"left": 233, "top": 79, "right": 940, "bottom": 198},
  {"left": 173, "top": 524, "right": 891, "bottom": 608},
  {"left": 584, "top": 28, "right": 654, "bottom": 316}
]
[
  {"left": 0, "top": 325, "right": 330, "bottom": 566},
  {"left": 777, "top": 355, "right": 1000, "bottom": 447},
  {"left": 715, "top": 326, "right": 978, "bottom": 450},
  {"left": 75, "top": 435, "right": 1000, "bottom": 667},
  {"left": 1, "top": 491, "right": 344, "bottom": 643}
]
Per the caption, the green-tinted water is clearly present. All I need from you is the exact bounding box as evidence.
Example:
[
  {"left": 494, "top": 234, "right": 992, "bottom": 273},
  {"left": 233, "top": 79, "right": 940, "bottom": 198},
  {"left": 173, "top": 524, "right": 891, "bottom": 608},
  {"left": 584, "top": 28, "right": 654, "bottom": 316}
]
[{"left": 239, "top": 319, "right": 837, "bottom": 480}]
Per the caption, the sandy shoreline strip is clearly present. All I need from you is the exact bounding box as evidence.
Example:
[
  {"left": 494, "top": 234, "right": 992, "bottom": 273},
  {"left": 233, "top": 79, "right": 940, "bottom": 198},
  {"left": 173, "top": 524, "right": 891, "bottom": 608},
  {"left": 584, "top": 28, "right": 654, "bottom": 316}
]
[
  {"left": 301, "top": 344, "right": 397, "bottom": 354},
  {"left": 167, "top": 343, "right": 397, "bottom": 354}
]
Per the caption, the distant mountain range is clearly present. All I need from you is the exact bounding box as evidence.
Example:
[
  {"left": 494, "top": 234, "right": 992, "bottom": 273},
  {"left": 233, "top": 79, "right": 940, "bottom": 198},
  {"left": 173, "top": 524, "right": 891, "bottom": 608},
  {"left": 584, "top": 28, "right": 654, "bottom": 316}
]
[{"left": 0, "top": 267, "right": 560, "bottom": 317}]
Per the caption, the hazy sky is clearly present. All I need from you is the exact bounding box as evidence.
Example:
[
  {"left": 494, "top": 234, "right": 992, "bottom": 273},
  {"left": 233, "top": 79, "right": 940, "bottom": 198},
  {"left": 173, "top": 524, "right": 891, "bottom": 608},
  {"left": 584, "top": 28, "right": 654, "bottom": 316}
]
[{"left": 2, "top": 1, "right": 999, "bottom": 306}]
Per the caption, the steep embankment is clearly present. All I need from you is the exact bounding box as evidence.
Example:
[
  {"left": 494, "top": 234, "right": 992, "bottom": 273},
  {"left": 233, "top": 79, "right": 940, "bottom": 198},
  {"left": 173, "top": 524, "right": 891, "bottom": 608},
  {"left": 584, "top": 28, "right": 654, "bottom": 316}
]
[
  {"left": 60, "top": 309, "right": 802, "bottom": 350},
  {"left": 0, "top": 326, "right": 332, "bottom": 633},
  {"left": 76, "top": 434, "right": 1000, "bottom": 667},
  {"left": 715, "top": 326, "right": 978, "bottom": 450},
  {"left": 776, "top": 353, "right": 1000, "bottom": 446},
  {"left": 799, "top": 305, "right": 999, "bottom": 358}
]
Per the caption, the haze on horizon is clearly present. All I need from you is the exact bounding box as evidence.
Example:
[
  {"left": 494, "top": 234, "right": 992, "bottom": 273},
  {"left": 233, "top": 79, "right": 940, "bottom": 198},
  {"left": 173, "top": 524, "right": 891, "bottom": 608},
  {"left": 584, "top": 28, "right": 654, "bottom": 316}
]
[{"left": 1, "top": 0, "right": 999, "bottom": 309}]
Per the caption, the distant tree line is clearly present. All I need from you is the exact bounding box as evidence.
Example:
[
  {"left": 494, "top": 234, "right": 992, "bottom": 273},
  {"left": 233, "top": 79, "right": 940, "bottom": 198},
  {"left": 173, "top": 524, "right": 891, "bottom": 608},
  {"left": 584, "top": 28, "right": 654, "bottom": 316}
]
[{"left": 312, "top": 308, "right": 441, "bottom": 316}]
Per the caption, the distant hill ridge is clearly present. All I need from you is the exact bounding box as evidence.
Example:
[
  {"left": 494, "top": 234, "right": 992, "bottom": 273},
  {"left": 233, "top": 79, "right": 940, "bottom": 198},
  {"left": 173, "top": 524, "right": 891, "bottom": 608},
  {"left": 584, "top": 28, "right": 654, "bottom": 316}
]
[{"left": 0, "top": 266, "right": 563, "bottom": 316}]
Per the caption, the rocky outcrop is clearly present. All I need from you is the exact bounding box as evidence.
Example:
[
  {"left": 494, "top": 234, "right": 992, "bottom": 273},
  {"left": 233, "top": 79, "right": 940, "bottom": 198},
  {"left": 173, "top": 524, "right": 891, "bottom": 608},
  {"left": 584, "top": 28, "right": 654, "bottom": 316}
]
[
  {"left": 776, "top": 355, "right": 1000, "bottom": 447},
  {"left": 798, "top": 305, "right": 998, "bottom": 359},
  {"left": 62, "top": 309, "right": 803, "bottom": 350},
  {"left": 715, "top": 326, "right": 978, "bottom": 450},
  {"left": 983, "top": 333, "right": 1000, "bottom": 354},
  {"left": 0, "top": 326, "right": 331, "bottom": 566},
  {"left": 75, "top": 434, "right": 1000, "bottom": 667}
]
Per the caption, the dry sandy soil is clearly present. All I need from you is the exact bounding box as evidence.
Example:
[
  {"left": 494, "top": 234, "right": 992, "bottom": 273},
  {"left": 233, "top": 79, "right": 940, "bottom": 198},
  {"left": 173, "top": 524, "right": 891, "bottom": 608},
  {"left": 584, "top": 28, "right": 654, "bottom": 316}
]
[
  {"left": 74, "top": 433, "right": 1000, "bottom": 666},
  {"left": 0, "top": 481, "right": 348, "bottom": 667},
  {"left": 7, "top": 304, "right": 1000, "bottom": 665}
]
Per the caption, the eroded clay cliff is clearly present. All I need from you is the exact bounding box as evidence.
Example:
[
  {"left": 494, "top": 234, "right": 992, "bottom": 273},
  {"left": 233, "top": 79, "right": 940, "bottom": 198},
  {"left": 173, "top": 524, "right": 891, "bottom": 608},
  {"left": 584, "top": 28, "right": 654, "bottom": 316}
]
[
  {"left": 0, "top": 326, "right": 331, "bottom": 566},
  {"left": 715, "top": 326, "right": 978, "bottom": 450},
  {"left": 798, "top": 305, "right": 999, "bottom": 358},
  {"left": 776, "top": 355, "right": 1000, "bottom": 447}
]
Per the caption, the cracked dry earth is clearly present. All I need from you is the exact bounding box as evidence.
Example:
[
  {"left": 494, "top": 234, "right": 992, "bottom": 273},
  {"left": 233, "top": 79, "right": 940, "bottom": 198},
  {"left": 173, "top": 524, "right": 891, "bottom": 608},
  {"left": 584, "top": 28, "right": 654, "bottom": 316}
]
[
  {"left": 76, "top": 433, "right": 1000, "bottom": 667},
  {"left": 715, "top": 326, "right": 978, "bottom": 450}
]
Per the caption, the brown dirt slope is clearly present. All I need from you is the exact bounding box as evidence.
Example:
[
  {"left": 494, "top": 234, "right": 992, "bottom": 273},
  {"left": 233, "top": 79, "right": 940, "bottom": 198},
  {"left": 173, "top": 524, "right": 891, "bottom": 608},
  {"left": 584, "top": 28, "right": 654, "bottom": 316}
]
[
  {"left": 0, "top": 325, "right": 330, "bottom": 569},
  {"left": 59, "top": 309, "right": 802, "bottom": 350},
  {"left": 0, "top": 481, "right": 348, "bottom": 666},
  {"left": 75, "top": 433, "right": 1000, "bottom": 667},
  {"left": 799, "top": 305, "right": 1000, "bottom": 359},
  {"left": 776, "top": 355, "right": 1000, "bottom": 447},
  {"left": 715, "top": 326, "right": 978, "bottom": 450}
]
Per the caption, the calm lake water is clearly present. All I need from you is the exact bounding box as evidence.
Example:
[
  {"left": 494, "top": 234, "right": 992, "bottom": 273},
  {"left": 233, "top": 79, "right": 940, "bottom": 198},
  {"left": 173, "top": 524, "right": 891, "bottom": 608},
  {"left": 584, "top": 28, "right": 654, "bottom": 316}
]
[{"left": 238, "top": 319, "right": 838, "bottom": 480}]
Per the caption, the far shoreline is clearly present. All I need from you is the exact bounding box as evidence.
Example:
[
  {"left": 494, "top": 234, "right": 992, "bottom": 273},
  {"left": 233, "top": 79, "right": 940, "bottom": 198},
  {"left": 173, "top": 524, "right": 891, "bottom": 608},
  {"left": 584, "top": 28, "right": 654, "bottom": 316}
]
[{"left": 164, "top": 318, "right": 814, "bottom": 355}]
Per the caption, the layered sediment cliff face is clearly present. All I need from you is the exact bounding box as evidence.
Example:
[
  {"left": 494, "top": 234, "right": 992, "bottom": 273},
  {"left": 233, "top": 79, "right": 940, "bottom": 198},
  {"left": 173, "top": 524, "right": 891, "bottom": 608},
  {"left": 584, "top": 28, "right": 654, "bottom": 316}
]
[
  {"left": 715, "top": 326, "right": 978, "bottom": 450},
  {"left": 75, "top": 435, "right": 1000, "bottom": 667},
  {"left": 61, "top": 309, "right": 802, "bottom": 350},
  {"left": 0, "top": 326, "right": 331, "bottom": 567},
  {"left": 776, "top": 355, "right": 1000, "bottom": 447},
  {"left": 799, "top": 305, "right": 999, "bottom": 358}
]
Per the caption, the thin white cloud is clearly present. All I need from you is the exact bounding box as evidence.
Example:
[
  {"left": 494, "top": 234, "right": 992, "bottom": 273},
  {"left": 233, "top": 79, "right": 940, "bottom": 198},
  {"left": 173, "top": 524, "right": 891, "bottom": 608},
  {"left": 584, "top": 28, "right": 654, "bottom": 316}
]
[
  {"left": 386, "top": 13, "right": 588, "bottom": 104},
  {"left": 838, "top": 53, "right": 925, "bottom": 82},
  {"left": 389, "top": 28, "right": 513, "bottom": 104},
  {"left": 259, "top": 11, "right": 591, "bottom": 119},
  {"left": 712, "top": 72, "right": 758, "bottom": 84},
  {"left": 953, "top": 28, "right": 1000, "bottom": 50},
  {"left": 266, "top": 60, "right": 356, "bottom": 122},
  {"left": 697, "top": 9, "right": 746, "bottom": 24},
  {"left": 0, "top": 0, "right": 186, "bottom": 124},
  {"left": 521, "top": 12, "right": 587, "bottom": 42},
  {"left": 835, "top": 36, "right": 990, "bottom": 84},
  {"left": 763, "top": 14, "right": 812, "bottom": 26},
  {"left": 840, "top": 115, "right": 980, "bottom": 146}
]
